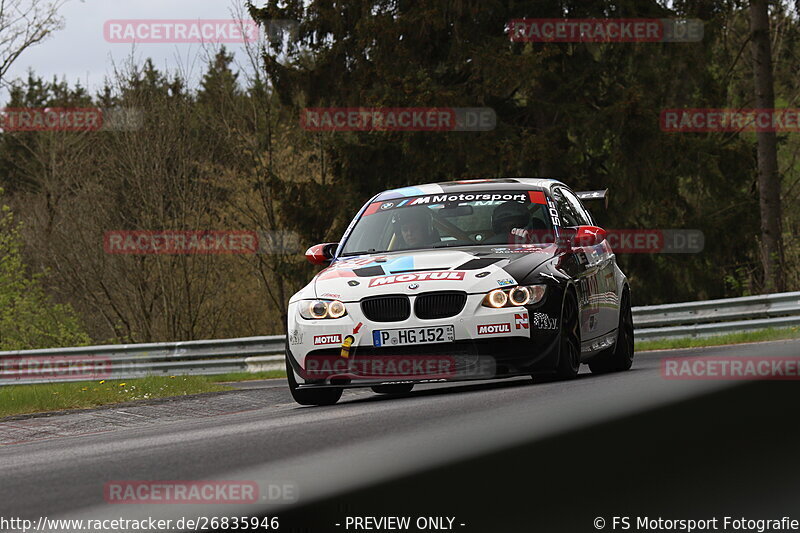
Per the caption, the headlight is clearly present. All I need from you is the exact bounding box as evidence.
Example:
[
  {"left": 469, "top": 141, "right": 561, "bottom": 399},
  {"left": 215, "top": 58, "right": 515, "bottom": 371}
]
[
  {"left": 299, "top": 300, "right": 348, "bottom": 319},
  {"left": 486, "top": 289, "right": 508, "bottom": 308},
  {"left": 482, "top": 285, "right": 546, "bottom": 308}
]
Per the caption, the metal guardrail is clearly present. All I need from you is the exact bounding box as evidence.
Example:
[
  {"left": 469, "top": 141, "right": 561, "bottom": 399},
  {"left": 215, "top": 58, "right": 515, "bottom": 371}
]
[
  {"left": 0, "top": 336, "right": 285, "bottom": 386},
  {"left": 633, "top": 291, "right": 800, "bottom": 341},
  {"left": 1, "top": 292, "right": 798, "bottom": 385}
]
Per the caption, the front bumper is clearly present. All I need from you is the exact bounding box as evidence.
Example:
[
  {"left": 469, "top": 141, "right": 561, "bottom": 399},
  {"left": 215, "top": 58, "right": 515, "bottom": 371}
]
[{"left": 286, "top": 293, "right": 561, "bottom": 386}]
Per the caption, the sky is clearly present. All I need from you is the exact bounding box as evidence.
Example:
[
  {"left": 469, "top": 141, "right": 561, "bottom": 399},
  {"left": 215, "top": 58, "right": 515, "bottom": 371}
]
[{"left": 3, "top": 0, "right": 262, "bottom": 101}]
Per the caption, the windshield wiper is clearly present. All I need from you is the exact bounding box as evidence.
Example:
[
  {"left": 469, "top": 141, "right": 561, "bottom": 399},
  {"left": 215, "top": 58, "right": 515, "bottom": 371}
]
[{"left": 339, "top": 249, "right": 384, "bottom": 256}]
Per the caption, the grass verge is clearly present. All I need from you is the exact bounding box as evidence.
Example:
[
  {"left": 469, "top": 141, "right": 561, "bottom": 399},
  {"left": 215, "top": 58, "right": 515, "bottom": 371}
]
[
  {"left": 635, "top": 326, "right": 800, "bottom": 352},
  {"left": 0, "top": 376, "right": 231, "bottom": 418},
  {"left": 207, "top": 370, "right": 286, "bottom": 383}
]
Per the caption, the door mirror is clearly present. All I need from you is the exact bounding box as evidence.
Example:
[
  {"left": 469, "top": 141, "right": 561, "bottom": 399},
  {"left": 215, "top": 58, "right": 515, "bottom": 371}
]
[
  {"left": 572, "top": 226, "right": 606, "bottom": 247},
  {"left": 305, "top": 243, "right": 338, "bottom": 265}
]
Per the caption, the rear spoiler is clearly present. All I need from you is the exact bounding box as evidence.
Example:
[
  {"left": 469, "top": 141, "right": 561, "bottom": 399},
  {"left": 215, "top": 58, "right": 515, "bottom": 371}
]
[{"left": 576, "top": 189, "right": 609, "bottom": 208}]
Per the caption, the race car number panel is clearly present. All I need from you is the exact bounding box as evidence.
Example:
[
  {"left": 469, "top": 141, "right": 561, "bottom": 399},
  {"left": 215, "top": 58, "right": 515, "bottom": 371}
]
[{"left": 373, "top": 326, "right": 455, "bottom": 347}]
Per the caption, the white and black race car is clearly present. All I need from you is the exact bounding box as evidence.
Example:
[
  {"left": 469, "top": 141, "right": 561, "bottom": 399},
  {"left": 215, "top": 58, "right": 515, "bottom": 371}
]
[{"left": 285, "top": 178, "right": 633, "bottom": 405}]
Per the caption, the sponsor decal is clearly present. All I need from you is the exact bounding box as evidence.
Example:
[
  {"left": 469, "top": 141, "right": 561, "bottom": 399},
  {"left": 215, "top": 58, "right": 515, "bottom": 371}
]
[
  {"left": 546, "top": 198, "right": 561, "bottom": 227},
  {"left": 497, "top": 278, "right": 515, "bottom": 287},
  {"left": 314, "top": 334, "right": 342, "bottom": 346},
  {"left": 289, "top": 329, "right": 304, "bottom": 345},
  {"left": 476, "top": 271, "right": 491, "bottom": 278},
  {"left": 319, "top": 293, "right": 341, "bottom": 299},
  {"left": 531, "top": 312, "right": 557, "bottom": 330},
  {"left": 515, "top": 313, "right": 530, "bottom": 330},
  {"left": 528, "top": 190, "right": 547, "bottom": 205},
  {"left": 477, "top": 323, "right": 511, "bottom": 335},
  {"left": 409, "top": 193, "right": 527, "bottom": 206},
  {"left": 368, "top": 271, "right": 466, "bottom": 287},
  {"left": 364, "top": 192, "right": 532, "bottom": 215}
]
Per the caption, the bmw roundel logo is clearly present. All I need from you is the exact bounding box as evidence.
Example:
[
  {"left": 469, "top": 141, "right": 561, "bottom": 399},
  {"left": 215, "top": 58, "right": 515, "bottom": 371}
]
[
  {"left": 408, "top": 283, "right": 420, "bottom": 290},
  {"left": 380, "top": 202, "right": 394, "bottom": 210},
  {"left": 348, "top": 280, "right": 360, "bottom": 287}
]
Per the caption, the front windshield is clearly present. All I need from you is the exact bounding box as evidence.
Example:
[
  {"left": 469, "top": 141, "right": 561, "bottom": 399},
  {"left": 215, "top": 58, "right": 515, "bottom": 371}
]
[{"left": 340, "top": 190, "right": 554, "bottom": 255}]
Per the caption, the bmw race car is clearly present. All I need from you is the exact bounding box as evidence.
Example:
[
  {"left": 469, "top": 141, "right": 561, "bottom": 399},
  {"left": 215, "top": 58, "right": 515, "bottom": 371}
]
[{"left": 285, "top": 179, "right": 634, "bottom": 405}]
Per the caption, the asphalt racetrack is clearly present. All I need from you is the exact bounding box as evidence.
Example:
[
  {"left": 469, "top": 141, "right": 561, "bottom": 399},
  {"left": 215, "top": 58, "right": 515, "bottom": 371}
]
[{"left": 1, "top": 340, "right": 799, "bottom": 532}]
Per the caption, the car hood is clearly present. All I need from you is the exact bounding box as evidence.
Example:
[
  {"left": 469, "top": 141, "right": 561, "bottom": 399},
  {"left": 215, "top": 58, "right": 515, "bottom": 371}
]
[{"left": 312, "top": 245, "right": 558, "bottom": 300}]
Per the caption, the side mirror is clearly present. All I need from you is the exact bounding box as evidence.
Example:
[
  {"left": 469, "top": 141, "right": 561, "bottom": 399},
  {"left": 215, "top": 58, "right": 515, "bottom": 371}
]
[
  {"left": 572, "top": 226, "right": 606, "bottom": 247},
  {"left": 305, "top": 243, "right": 338, "bottom": 265}
]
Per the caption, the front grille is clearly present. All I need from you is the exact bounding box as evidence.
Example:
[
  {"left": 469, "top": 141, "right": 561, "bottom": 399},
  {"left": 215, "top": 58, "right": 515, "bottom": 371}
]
[
  {"left": 414, "top": 291, "right": 467, "bottom": 319},
  {"left": 361, "top": 295, "right": 411, "bottom": 322}
]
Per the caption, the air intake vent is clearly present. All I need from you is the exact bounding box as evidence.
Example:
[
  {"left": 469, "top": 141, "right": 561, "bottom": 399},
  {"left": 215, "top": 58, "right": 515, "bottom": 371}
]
[
  {"left": 361, "top": 295, "right": 411, "bottom": 322},
  {"left": 414, "top": 292, "right": 467, "bottom": 320}
]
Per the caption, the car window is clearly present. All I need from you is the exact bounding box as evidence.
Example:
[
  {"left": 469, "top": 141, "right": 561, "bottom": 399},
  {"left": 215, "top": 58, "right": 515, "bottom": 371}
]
[
  {"left": 339, "top": 190, "right": 553, "bottom": 254},
  {"left": 552, "top": 187, "right": 592, "bottom": 227}
]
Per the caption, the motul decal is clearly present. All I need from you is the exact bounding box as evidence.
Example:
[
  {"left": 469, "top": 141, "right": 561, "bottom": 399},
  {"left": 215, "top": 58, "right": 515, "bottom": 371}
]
[
  {"left": 514, "top": 313, "right": 530, "bottom": 330},
  {"left": 314, "top": 334, "right": 343, "bottom": 345},
  {"left": 477, "top": 323, "right": 512, "bottom": 335},
  {"left": 368, "top": 271, "right": 465, "bottom": 287}
]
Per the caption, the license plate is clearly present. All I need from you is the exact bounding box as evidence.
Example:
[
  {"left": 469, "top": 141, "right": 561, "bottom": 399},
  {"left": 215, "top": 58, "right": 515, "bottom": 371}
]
[{"left": 373, "top": 326, "right": 455, "bottom": 347}]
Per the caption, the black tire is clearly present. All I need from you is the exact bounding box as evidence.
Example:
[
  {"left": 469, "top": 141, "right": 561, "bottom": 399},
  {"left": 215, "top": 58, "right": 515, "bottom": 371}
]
[
  {"left": 371, "top": 384, "right": 414, "bottom": 394},
  {"left": 550, "top": 290, "right": 581, "bottom": 380},
  {"left": 285, "top": 352, "right": 343, "bottom": 406},
  {"left": 589, "top": 289, "right": 634, "bottom": 374}
]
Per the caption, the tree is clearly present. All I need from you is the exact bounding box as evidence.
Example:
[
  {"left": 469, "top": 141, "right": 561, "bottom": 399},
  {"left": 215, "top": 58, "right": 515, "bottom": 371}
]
[
  {"left": 0, "top": 188, "right": 89, "bottom": 349},
  {"left": 0, "top": 0, "right": 66, "bottom": 86},
  {"left": 750, "top": 0, "right": 786, "bottom": 293}
]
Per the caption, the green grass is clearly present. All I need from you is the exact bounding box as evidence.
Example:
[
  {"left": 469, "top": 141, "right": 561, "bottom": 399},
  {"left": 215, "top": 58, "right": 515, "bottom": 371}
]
[
  {"left": 0, "top": 376, "right": 231, "bottom": 418},
  {"left": 207, "top": 370, "right": 286, "bottom": 383},
  {"left": 636, "top": 326, "right": 800, "bottom": 352}
]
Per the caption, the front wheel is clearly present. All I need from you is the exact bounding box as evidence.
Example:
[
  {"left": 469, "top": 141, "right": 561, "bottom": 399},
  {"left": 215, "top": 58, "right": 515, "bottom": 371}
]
[
  {"left": 285, "top": 353, "right": 343, "bottom": 406},
  {"left": 536, "top": 290, "right": 580, "bottom": 382},
  {"left": 589, "top": 289, "right": 634, "bottom": 374}
]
